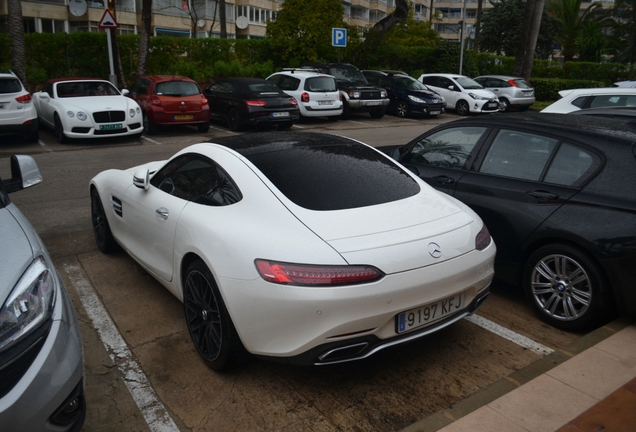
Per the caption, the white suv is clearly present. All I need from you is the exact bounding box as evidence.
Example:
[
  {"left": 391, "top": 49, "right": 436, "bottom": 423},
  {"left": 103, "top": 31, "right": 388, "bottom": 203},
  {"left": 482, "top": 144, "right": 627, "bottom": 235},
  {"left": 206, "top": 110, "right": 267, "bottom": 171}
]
[
  {"left": 267, "top": 69, "right": 343, "bottom": 121},
  {"left": 0, "top": 71, "right": 38, "bottom": 142}
]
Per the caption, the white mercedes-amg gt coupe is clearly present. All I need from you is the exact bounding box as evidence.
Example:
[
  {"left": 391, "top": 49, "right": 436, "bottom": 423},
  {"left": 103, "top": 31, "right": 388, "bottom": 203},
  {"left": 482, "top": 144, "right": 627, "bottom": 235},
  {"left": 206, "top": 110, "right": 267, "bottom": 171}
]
[{"left": 90, "top": 132, "right": 495, "bottom": 369}]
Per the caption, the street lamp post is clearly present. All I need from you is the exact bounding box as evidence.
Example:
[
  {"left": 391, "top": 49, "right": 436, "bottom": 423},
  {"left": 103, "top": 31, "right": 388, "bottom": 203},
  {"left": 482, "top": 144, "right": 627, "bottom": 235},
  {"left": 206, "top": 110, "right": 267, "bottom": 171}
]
[{"left": 459, "top": 0, "right": 467, "bottom": 75}]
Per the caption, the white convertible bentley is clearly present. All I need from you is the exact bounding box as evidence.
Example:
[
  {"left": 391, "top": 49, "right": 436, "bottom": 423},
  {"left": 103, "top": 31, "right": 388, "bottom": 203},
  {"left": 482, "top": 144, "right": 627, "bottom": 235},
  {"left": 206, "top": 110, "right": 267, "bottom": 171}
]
[
  {"left": 33, "top": 78, "right": 143, "bottom": 143},
  {"left": 90, "top": 132, "right": 496, "bottom": 370}
]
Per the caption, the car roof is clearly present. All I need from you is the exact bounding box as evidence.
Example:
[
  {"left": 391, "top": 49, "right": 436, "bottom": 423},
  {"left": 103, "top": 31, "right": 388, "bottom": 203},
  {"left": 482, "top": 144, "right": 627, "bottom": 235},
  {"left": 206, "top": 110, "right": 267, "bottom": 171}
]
[
  {"left": 421, "top": 73, "right": 467, "bottom": 79},
  {"left": 209, "top": 131, "right": 362, "bottom": 156},
  {"left": 447, "top": 112, "right": 636, "bottom": 142},
  {"left": 559, "top": 87, "right": 636, "bottom": 97},
  {"left": 475, "top": 75, "right": 525, "bottom": 80},
  {"left": 141, "top": 75, "right": 197, "bottom": 83},
  {"left": 45, "top": 77, "right": 107, "bottom": 85},
  {"left": 273, "top": 70, "right": 335, "bottom": 79}
]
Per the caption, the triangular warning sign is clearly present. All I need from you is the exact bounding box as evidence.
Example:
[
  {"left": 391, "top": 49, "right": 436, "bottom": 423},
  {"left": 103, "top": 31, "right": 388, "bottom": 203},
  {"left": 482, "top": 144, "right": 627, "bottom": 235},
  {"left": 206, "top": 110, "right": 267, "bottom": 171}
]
[{"left": 98, "top": 9, "right": 118, "bottom": 28}]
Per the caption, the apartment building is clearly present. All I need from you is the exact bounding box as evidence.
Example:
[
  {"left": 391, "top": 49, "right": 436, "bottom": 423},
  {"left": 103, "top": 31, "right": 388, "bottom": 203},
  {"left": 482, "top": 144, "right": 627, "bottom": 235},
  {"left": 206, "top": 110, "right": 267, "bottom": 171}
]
[{"left": 0, "top": 0, "right": 435, "bottom": 39}]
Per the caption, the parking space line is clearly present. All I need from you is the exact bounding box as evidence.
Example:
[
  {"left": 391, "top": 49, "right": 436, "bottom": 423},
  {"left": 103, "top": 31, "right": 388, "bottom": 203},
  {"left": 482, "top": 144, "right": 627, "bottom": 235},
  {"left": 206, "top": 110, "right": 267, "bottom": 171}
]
[
  {"left": 347, "top": 120, "right": 376, "bottom": 126},
  {"left": 465, "top": 314, "right": 554, "bottom": 356},
  {"left": 38, "top": 139, "right": 52, "bottom": 152},
  {"left": 63, "top": 263, "right": 180, "bottom": 432},
  {"left": 292, "top": 124, "right": 305, "bottom": 128},
  {"left": 141, "top": 135, "right": 163, "bottom": 145},
  {"left": 209, "top": 125, "right": 239, "bottom": 134}
]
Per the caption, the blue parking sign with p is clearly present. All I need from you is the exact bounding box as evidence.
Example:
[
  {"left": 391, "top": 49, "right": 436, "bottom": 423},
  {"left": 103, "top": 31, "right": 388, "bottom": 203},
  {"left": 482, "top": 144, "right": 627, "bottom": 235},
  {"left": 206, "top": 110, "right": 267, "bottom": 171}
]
[{"left": 332, "top": 28, "right": 347, "bottom": 47}]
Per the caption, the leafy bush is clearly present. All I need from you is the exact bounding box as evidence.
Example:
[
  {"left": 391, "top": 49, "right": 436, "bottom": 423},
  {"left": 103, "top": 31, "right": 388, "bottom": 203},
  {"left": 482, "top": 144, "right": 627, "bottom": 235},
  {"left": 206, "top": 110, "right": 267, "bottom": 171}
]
[{"left": 529, "top": 78, "right": 606, "bottom": 101}]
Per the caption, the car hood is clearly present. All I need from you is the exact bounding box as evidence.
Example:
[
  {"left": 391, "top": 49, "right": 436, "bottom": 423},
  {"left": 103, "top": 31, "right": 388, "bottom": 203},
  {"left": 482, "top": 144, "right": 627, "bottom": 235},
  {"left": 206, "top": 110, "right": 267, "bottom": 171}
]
[
  {"left": 464, "top": 88, "right": 497, "bottom": 99},
  {"left": 286, "top": 188, "right": 479, "bottom": 274},
  {"left": 408, "top": 89, "right": 445, "bottom": 101},
  {"left": 0, "top": 206, "right": 34, "bottom": 306},
  {"left": 58, "top": 95, "right": 135, "bottom": 112}
]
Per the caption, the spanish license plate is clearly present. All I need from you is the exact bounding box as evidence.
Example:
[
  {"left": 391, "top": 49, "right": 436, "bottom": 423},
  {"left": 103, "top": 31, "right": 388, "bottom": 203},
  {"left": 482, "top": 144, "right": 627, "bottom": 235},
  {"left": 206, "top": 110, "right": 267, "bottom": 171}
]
[
  {"left": 174, "top": 114, "right": 194, "bottom": 120},
  {"left": 271, "top": 112, "right": 290, "bottom": 118},
  {"left": 99, "top": 124, "right": 123, "bottom": 130},
  {"left": 396, "top": 293, "right": 464, "bottom": 334},
  {"left": 318, "top": 100, "right": 334, "bottom": 105},
  {"left": 366, "top": 101, "right": 382, "bottom": 106},
  {"left": 430, "top": 111, "right": 441, "bottom": 115},
  {"left": 487, "top": 102, "right": 499, "bottom": 108}
]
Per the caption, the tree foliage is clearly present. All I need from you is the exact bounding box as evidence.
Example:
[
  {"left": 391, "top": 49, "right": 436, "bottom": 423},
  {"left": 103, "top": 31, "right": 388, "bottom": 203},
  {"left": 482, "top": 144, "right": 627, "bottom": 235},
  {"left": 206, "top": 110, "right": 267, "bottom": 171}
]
[
  {"left": 606, "top": 0, "right": 636, "bottom": 70},
  {"left": 547, "top": 0, "right": 605, "bottom": 62},
  {"left": 266, "top": 0, "right": 354, "bottom": 66},
  {"left": 479, "top": 0, "right": 558, "bottom": 59}
]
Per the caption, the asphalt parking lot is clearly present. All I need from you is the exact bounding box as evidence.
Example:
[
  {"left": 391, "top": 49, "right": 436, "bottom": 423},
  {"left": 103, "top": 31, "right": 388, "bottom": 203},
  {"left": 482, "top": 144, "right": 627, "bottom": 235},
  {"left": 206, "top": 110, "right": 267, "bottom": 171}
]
[{"left": 1, "top": 112, "right": 589, "bottom": 432}]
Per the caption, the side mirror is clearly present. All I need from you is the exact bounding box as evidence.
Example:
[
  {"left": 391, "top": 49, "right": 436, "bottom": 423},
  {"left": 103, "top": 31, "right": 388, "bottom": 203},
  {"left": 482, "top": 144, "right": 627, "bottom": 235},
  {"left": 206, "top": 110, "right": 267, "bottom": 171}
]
[
  {"left": 391, "top": 148, "right": 401, "bottom": 162},
  {"left": 448, "top": 85, "right": 455, "bottom": 91},
  {"left": 2, "top": 155, "right": 42, "bottom": 194},
  {"left": 133, "top": 168, "right": 150, "bottom": 190},
  {"left": 121, "top": 89, "right": 130, "bottom": 96}
]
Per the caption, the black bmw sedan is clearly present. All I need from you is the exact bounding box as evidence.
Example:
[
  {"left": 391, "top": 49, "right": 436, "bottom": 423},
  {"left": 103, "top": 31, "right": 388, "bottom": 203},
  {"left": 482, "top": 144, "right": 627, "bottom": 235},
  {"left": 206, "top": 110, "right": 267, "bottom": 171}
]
[
  {"left": 384, "top": 112, "right": 636, "bottom": 331},
  {"left": 203, "top": 78, "right": 300, "bottom": 131}
]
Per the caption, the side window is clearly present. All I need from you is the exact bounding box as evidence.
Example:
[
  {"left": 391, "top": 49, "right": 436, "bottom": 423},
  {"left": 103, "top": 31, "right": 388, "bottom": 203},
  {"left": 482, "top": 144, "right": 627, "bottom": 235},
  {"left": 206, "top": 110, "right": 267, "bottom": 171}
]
[
  {"left": 479, "top": 129, "right": 558, "bottom": 181},
  {"left": 571, "top": 96, "right": 589, "bottom": 108},
  {"left": 267, "top": 76, "right": 281, "bottom": 86},
  {"left": 278, "top": 76, "right": 299, "bottom": 91},
  {"left": 544, "top": 143, "right": 597, "bottom": 186},
  {"left": 44, "top": 82, "right": 54, "bottom": 97},
  {"left": 421, "top": 76, "right": 437, "bottom": 86},
  {"left": 404, "top": 127, "right": 487, "bottom": 169},
  {"left": 379, "top": 77, "right": 392, "bottom": 88},
  {"left": 590, "top": 95, "right": 623, "bottom": 108},
  {"left": 150, "top": 154, "right": 242, "bottom": 206}
]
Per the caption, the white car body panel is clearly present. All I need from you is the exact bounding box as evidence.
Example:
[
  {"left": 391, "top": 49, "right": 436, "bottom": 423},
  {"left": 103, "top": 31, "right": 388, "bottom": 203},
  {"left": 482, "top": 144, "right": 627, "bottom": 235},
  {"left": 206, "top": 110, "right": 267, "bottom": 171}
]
[
  {"left": 541, "top": 87, "right": 636, "bottom": 113},
  {"left": 267, "top": 71, "right": 343, "bottom": 117},
  {"left": 90, "top": 138, "right": 496, "bottom": 361},
  {"left": 32, "top": 79, "right": 143, "bottom": 140}
]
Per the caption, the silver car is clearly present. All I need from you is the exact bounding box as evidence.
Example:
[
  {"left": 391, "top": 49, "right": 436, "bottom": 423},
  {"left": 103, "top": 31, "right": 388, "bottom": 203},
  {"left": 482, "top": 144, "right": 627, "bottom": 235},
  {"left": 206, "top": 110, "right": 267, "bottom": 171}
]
[
  {"left": 0, "top": 155, "right": 85, "bottom": 432},
  {"left": 473, "top": 75, "right": 535, "bottom": 111}
]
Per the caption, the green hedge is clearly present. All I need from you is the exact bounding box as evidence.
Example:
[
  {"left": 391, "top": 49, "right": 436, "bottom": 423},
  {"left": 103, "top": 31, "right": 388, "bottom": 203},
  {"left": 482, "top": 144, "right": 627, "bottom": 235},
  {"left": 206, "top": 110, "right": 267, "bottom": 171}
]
[{"left": 0, "top": 32, "right": 631, "bottom": 94}]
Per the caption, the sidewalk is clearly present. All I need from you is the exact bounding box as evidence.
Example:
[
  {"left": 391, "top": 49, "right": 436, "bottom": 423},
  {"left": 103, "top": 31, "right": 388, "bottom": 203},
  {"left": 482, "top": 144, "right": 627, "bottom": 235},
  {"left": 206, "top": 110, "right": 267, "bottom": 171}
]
[{"left": 403, "top": 318, "right": 636, "bottom": 432}]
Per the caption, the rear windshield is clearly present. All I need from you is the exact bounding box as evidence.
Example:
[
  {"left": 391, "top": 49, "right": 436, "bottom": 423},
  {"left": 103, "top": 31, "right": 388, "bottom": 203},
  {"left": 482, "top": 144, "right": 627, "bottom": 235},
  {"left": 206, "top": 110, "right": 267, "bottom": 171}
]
[
  {"left": 155, "top": 81, "right": 200, "bottom": 96},
  {"left": 247, "top": 82, "right": 282, "bottom": 96},
  {"left": 304, "top": 77, "right": 337, "bottom": 92},
  {"left": 514, "top": 79, "right": 532, "bottom": 89},
  {"left": 246, "top": 143, "right": 420, "bottom": 211},
  {"left": 0, "top": 78, "right": 22, "bottom": 94}
]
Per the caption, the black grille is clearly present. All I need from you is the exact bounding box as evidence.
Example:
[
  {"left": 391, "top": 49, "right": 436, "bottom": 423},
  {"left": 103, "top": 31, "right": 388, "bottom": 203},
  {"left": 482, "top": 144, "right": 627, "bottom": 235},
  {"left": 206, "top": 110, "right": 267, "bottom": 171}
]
[
  {"left": 94, "top": 127, "right": 129, "bottom": 135},
  {"left": 92, "top": 111, "right": 125, "bottom": 123},
  {"left": 0, "top": 321, "right": 52, "bottom": 398},
  {"left": 361, "top": 91, "right": 381, "bottom": 99},
  {"left": 71, "top": 127, "right": 91, "bottom": 133}
]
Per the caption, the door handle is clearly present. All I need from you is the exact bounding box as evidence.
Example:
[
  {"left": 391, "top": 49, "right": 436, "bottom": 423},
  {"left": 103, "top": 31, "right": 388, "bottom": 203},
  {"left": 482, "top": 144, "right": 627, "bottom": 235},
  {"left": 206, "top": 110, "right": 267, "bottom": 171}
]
[
  {"left": 526, "top": 190, "right": 559, "bottom": 201},
  {"left": 156, "top": 208, "right": 169, "bottom": 219},
  {"left": 431, "top": 175, "right": 454, "bottom": 184}
]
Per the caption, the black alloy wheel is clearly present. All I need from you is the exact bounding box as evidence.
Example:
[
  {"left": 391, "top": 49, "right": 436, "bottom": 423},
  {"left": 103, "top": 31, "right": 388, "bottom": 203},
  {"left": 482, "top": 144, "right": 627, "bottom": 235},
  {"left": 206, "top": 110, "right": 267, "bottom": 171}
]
[
  {"left": 143, "top": 113, "right": 158, "bottom": 135},
  {"left": 227, "top": 109, "right": 243, "bottom": 132},
  {"left": 90, "top": 188, "right": 118, "bottom": 253},
  {"left": 197, "top": 122, "right": 210, "bottom": 133},
  {"left": 183, "top": 259, "right": 249, "bottom": 370},
  {"left": 524, "top": 244, "right": 613, "bottom": 331},
  {"left": 456, "top": 100, "right": 470, "bottom": 116},
  {"left": 499, "top": 98, "right": 511, "bottom": 112}
]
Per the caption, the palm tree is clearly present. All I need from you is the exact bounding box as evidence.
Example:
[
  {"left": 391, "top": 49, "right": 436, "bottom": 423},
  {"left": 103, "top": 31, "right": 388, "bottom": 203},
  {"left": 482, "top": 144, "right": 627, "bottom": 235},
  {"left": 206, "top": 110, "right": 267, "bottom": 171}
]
[
  {"left": 137, "top": 0, "right": 152, "bottom": 76},
  {"left": 607, "top": 0, "right": 636, "bottom": 71},
  {"left": 548, "top": 0, "right": 603, "bottom": 62},
  {"left": 7, "top": 0, "right": 27, "bottom": 87}
]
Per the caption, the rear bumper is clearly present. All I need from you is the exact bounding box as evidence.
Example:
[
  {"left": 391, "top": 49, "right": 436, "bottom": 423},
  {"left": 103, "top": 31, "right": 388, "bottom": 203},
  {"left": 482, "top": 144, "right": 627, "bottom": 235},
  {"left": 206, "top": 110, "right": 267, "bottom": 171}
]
[{"left": 148, "top": 109, "right": 210, "bottom": 125}]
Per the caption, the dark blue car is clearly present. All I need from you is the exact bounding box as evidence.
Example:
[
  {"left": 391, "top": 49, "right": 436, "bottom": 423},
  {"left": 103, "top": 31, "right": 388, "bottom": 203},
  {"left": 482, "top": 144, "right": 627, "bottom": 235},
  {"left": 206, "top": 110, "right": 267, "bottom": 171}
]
[{"left": 362, "top": 70, "right": 446, "bottom": 118}]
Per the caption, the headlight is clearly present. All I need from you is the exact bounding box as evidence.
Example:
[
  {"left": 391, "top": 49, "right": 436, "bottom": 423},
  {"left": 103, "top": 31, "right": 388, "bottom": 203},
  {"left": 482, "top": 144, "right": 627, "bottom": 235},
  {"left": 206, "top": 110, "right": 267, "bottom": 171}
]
[
  {"left": 129, "top": 108, "right": 136, "bottom": 118},
  {"left": 77, "top": 112, "right": 87, "bottom": 121},
  {"left": 0, "top": 257, "right": 56, "bottom": 351},
  {"left": 408, "top": 95, "right": 426, "bottom": 103},
  {"left": 66, "top": 111, "right": 75, "bottom": 118},
  {"left": 136, "top": 107, "right": 141, "bottom": 114},
  {"left": 380, "top": 90, "right": 387, "bottom": 98},
  {"left": 468, "top": 93, "right": 489, "bottom": 101},
  {"left": 349, "top": 91, "right": 360, "bottom": 99}
]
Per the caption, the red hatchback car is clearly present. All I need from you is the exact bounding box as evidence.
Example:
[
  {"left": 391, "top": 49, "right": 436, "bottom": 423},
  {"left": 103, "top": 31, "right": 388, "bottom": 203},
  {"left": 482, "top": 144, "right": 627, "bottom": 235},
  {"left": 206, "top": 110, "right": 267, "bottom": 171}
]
[{"left": 128, "top": 75, "right": 210, "bottom": 134}]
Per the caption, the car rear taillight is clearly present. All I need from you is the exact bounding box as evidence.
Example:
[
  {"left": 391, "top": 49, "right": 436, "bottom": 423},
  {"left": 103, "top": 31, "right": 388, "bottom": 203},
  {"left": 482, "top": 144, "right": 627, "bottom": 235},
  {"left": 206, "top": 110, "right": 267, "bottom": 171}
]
[
  {"left": 246, "top": 100, "right": 267, "bottom": 107},
  {"left": 507, "top": 79, "right": 518, "bottom": 87},
  {"left": 475, "top": 225, "right": 492, "bottom": 251},
  {"left": 151, "top": 97, "right": 162, "bottom": 106},
  {"left": 339, "top": 93, "right": 342, "bottom": 101},
  {"left": 15, "top": 94, "right": 32, "bottom": 104},
  {"left": 301, "top": 92, "right": 310, "bottom": 103},
  {"left": 201, "top": 95, "right": 209, "bottom": 106},
  {"left": 255, "top": 259, "right": 384, "bottom": 286}
]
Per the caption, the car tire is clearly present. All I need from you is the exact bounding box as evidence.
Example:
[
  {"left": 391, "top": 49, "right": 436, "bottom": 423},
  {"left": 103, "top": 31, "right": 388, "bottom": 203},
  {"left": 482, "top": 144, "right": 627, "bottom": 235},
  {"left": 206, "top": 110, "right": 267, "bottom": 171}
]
[
  {"left": 26, "top": 123, "right": 39, "bottom": 143},
  {"left": 369, "top": 106, "right": 386, "bottom": 119},
  {"left": 327, "top": 116, "right": 339, "bottom": 122},
  {"left": 396, "top": 101, "right": 409, "bottom": 118},
  {"left": 91, "top": 188, "right": 118, "bottom": 254},
  {"left": 143, "top": 113, "right": 158, "bottom": 135},
  {"left": 227, "top": 109, "right": 243, "bottom": 132},
  {"left": 340, "top": 101, "right": 351, "bottom": 119},
  {"left": 54, "top": 114, "right": 68, "bottom": 144},
  {"left": 523, "top": 243, "right": 614, "bottom": 331},
  {"left": 183, "top": 259, "right": 250, "bottom": 370},
  {"left": 278, "top": 121, "right": 293, "bottom": 130},
  {"left": 455, "top": 100, "right": 470, "bottom": 116},
  {"left": 499, "top": 98, "right": 511, "bottom": 112},
  {"left": 197, "top": 122, "right": 210, "bottom": 133}
]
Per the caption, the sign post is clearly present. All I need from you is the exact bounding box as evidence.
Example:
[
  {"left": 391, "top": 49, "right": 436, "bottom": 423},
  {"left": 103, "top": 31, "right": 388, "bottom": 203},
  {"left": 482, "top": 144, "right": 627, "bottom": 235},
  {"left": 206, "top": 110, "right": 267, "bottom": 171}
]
[
  {"left": 332, "top": 28, "right": 347, "bottom": 62},
  {"left": 98, "top": 6, "right": 119, "bottom": 86}
]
